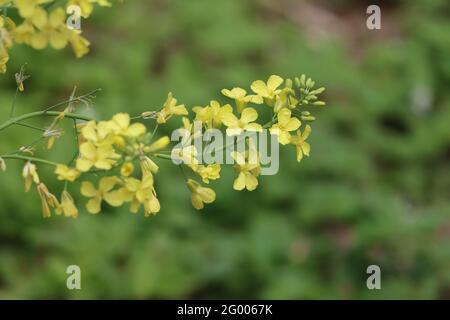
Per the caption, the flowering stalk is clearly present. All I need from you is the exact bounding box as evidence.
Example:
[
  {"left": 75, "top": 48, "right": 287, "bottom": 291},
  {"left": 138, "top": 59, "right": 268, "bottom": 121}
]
[
  {"left": 0, "top": 111, "right": 94, "bottom": 132},
  {"left": 1, "top": 2, "right": 328, "bottom": 219},
  {"left": 0, "top": 73, "right": 326, "bottom": 218}
]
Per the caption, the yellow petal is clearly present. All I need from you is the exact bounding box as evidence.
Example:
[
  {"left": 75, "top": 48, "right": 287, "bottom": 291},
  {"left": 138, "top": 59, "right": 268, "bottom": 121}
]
[
  {"left": 296, "top": 146, "right": 304, "bottom": 162},
  {"left": 277, "top": 108, "right": 291, "bottom": 127},
  {"left": 302, "top": 125, "right": 312, "bottom": 140},
  {"left": 86, "top": 197, "right": 101, "bottom": 214},
  {"left": 278, "top": 131, "right": 292, "bottom": 145},
  {"left": 49, "top": 8, "right": 65, "bottom": 28},
  {"left": 191, "top": 194, "right": 204, "bottom": 210},
  {"left": 112, "top": 113, "right": 130, "bottom": 129},
  {"left": 267, "top": 75, "right": 283, "bottom": 91},
  {"left": 80, "top": 142, "right": 96, "bottom": 158},
  {"left": 301, "top": 141, "right": 311, "bottom": 157},
  {"left": 103, "top": 190, "right": 124, "bottom": 207},
  {"left": 80, "top": 181, "right": 97, "bottom": 197},
  {"left": 245, "top": 172, "right": 258, "bottom": 191},
  {"left": 76, "top": 158, "right": 94, "bottom": 172},
  {"left": 221, "top": 113, "right": 238, "bottom": 127},
  {"left": 50, "top": 32, "right": 68, "bottom": 49},
  {"left": 244, "top": 123, "right": 262, "bottom": 132},
  {"left": 95, "top": 159, "right": 114, "bottom": 170},
  {"left": 251, "top": 80, "right": 269, "bottom": 97},
  {"left": 240, "top": 108, "right": 258, "bottom": 124},
  {"left": 99, "top": 177, "right": 117, "bottom": 192},
  {"left": 233, "top": 172, "right": 246, "bottom": 191},
  {"left": 30, "top": 7, "right": 47, "bottom": 29},
  {"left": 30, "top": 32, "right": 48, "bottom": 49},
  {"left": 172, "top": 104, "right": 188, "bottom": 115},
  {"left": 285, "top": 118, "right": 301, "bottom": 132},
  {"left": 198, "top": 187, "right": 215, "bottom": 203},
  {"left": 127, "top": 123, "right": 146, "bottom": 137}
]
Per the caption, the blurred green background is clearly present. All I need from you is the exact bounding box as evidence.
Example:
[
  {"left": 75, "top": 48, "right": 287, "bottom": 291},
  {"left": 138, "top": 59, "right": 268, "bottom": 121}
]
[{"left": 0, "top": 0, "right": 449, "bottom": 299}]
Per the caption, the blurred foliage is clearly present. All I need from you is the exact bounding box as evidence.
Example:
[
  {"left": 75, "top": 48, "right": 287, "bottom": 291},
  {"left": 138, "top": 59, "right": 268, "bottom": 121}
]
[{"left": 0, "top": 0, "right": 449, "bottom": 299}]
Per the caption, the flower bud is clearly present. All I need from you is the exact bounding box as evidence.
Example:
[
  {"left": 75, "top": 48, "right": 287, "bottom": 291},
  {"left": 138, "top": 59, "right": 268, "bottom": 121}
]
[{"left": 140, "top": 156, "right": 159, "bottom": 174}]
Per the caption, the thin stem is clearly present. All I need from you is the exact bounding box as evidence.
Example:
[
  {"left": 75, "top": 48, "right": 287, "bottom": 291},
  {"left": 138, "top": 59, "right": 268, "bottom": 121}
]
[
  {"left": 0, "top": 154, "right": 58, "bottom": 167},
  {"left": 153, "top": 153, "right": 172, "bottom": 160},
  {"left": 42, "top": 88, "right": 101, "bottom": 113},
  {"left": 13, "top": 122, "right": 46, "bottom": 132},
  {"left": 148, "top": 124, "right": 159, "bottom": 144},
  {"left": 9, "top": 87, "right": 19, "bottom": 119},
  {"left": 4, "top": 136, "right": 45, "bottom": 156},
  {"left": 68, "top": 119, "right": 80, "bottom": 165},
  {"left": 0, "top": 111, "right": 94, "bottom": 132},
  {"left": 178, "top": 164, "right": 188, "bottom": 181}
]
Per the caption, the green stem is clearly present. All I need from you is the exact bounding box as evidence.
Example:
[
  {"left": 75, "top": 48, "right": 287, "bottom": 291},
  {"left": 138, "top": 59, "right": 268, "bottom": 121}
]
[
  {"left": 0, "top": 154, "right": 58, "bottom": 167},
  {"left": 42, "top": 88, "right": 101, "bottom": 113},
  {"left": 148, "top": 124, "right": 159, "bottom": 144},
  {"left": 9, "top": 87, "right": 19, "bottom": 119},
  {"left": 68, "top": 118, "right": 80, "bottom": 165},
  {"left": 0, "top": 111, "right": 94, "bottom": 132},
  {"left": 153, "top": 153, "right": 172, "bottom": 160},
  {"left": 13, "top": 122, "right": 46, "bottom": 132}
]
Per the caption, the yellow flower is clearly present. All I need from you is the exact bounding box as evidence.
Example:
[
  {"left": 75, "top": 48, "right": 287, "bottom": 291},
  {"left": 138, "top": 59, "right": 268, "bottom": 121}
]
[
  {"left": 22, "top": 161, "right": 40, "bottom": 192},
  {"left": 29, "top": 9, "right": 70, "bottom": 50},
  {"left": 109, "top": 113, "right": 146, "bottom": 138},
  {"left": 156, "top": 92, "right": 188, "bottom": 124},
  {"left": 221, "top": 107, "right": 262, "bottom": 136},
  {"left": 273, "top": 87, "right": 298, "bottom": 113},
  {"left": 80, "top": 177, "right": 123, "bottom": 214},
  {"left": 37, "top": 183, "right": 59, "bottom": 218},
  {"left": 251, "top": 75, "right": 284, "bottom": 103},
  {"left": 186, "top": 179, "right": 216, "bottom": 210},
  {"left": 192, "top": 100, "right": 233, "bottom": 128},
  {"left": 171, "top": 145, "right": 199, "bottom": 166},
  {"left": 120, "top": 162, "right": 134, "bottom": 177},
  {"left": 194, "top": 164, "right": 221, "bottom": 184},
  {"left": 56, "top": 190, "right": 78, "bottom": 218},
  {"left": 231, "top": 151, "right": 260, "bottom": 191},
  {"left": 10, "top": 21, "right": 34, "bottom": 45},
  {"left": 55, "top": 164, "right": 80, "bottom": 182},
  {"left": 14, "top": 0, "right": 52, "bottom": 19},
  {"left": 80, "top": 120, "right": 112, "bottom": 144},
  {"left": 291, "top": 125, "right": 311, "bottom": 162},
  {"left": 270, "top": 108, "right": 301, "bottom": 145},
  {"left": 76, "top": 141, "right": 120, "bottom": 172},
  {"left": 221, "top": 87, "right": 262, "bottom": 113},
  {"left": 121, "top": 175, "right": 160, "bottom": 216}
]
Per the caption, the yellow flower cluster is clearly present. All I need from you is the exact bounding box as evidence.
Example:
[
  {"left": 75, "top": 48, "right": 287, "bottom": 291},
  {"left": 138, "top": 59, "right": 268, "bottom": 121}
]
[
  {"left": 0, "top": 0, "right": 118, "bottom": 73},
  {"left": 3, "top": 74, "right": 325, "bottom": 218}
]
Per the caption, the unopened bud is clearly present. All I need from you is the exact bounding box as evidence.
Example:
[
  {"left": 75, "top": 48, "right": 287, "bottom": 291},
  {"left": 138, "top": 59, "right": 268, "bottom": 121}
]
[{"left": 140, "top": 156, "right": 159, "bottom": 174}]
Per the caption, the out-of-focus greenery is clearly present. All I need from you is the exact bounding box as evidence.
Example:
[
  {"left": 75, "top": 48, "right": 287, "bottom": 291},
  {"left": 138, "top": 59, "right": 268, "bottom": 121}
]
[{"left": 0, "top": 0, "right": 449, "bottom": 299}]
